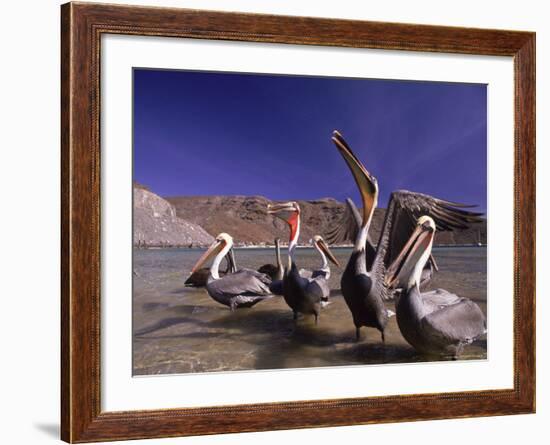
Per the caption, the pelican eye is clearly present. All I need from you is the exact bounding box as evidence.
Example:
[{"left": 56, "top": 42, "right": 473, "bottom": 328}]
[{"left": 421, "top": 221, "right": 434, "bottom": 232}]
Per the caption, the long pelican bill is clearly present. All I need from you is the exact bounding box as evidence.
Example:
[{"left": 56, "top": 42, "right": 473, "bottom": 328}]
[
  {"left": 315, "top": 237, "right": 340, "bottom": 267},
  {"left": 191, "top": 239, "right": 225, "bottom": 273},
  {"left": 332, "top": 130, "right": 377, "bottom": 227},
  {"left": 385, "top": 219, "right": 435, "bottom": 288}
]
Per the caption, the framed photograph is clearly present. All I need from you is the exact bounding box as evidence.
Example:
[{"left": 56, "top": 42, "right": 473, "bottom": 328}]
[{"left": 61, "top": 2, "right": 535, "bottom": 442}]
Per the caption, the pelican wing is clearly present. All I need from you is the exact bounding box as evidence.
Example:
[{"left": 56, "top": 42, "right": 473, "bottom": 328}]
[
  {"left": 421, "top": 289, "right": 462, "bottom": 315},
  {"left": 324, "top": 198, "right": 361, "bottom": 245},
  {"left": 421, "top": 299, "right": 487, "bottom": 343},
  {"left": 305, "top": 278, "right": 330, "bottom": 303},
  {"left": 372, "top": 190, "right": 484, "bottom": 298},
  {"left": 311, "top": 269, "right": 329, "bottom": 280},
  {"left": 236, "top": 268, "right": 272, "bottom": 286},
  {"left": 299, "top": 268, "right": 329, "bottom": 280},
  {"left": 324, "top": 198, "right": 377, "bottom": 265},
  {"left": 311, "top": 277, "right": 331, "bottom": 302},
  {"left": 207, "top": 270, "right": 272, "bottom": 298}
]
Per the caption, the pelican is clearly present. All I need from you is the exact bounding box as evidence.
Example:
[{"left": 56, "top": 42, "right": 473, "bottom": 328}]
[
  {"left": 190, "top": 233, "right": 273, "bottom": 311},
  {"left": 267, "top": 202, "right": 339, "bottom": 323},
  {"left": 386, "top": 216, "right": 486, "bottom": 357},
  {"left": 257, "top": 238, "right": 284, "bottom": 279},
  {"left": 264, "top": 238, "right": 285, "bottom": 295},
  {"left": 184, "top": 249, "right": 236, "bottom": 287},
  {"left": 299, "top": 235, "right": 341, "bottom": 307},
  {"left": 330, "top": 130, "right": 483, "bottom": 342},
  {"left": 300, "top": 235, "right": 339, "bottom": 281},
  {"left": 257, "top": 239, "right": 282, "bottom": 280}
]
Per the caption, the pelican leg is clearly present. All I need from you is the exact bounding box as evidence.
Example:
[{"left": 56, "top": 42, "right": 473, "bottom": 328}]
[
  {"left": 293, "top": 311, "right": 298, "bottom": 321},
  {"left": 380, "top": 330, "right": 386, "bottom": 344},
  {"left": 314, "top": 313, "right": 319, "bottom": 325},
  {"left": 453, "top": 342, "right": 465, "bottom": 360},
  {"left": 355, "top": 327, "right": 361, "bottom": 341},
  {"left": 230, "top": 300, "right": 237, "bottom": 312}
]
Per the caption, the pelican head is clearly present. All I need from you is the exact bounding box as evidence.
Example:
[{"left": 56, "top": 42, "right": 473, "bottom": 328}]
[
  {"left": 313, "top": 235, "right": 340, "bottom": 267},
  {"left": 268, "top": 201, "right": 302, "bottom": 266},
  {"left": 332, "top": 130, "right": 379, "bottom": 228},
  {"left": 267, "top": 201, "right": 300, "bottom": 222},
  {"left": 191, "top": 232, "right": 233, "bottom": 273},
  {"left": 417, "top": 215, "right": 436, "bottom": 229},
  {"left": 386, "top": 216, "right": 436, "bottom": 290},
  {"left": 268, "top": 201, "right": 301, "bottom": 240}
]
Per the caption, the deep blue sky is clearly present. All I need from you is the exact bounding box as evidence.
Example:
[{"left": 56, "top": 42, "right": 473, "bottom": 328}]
[{"left": 134, "top": 69, "right": 487, "bottom": 212}]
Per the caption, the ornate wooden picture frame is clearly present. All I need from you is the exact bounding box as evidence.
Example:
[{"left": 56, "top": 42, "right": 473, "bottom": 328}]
[{"left": 61, "top": 2, "right": 535, "bottom": 442}]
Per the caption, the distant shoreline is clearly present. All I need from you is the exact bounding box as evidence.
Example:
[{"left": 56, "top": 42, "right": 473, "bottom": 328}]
[{"left": 134, "top": 243, "right": 487, "bottom": 250}]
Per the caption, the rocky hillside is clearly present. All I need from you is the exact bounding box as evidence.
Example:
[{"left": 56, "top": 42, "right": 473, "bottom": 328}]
[
  {"left": 134, "top": 186, "right": 214, "bottom": 247},
  {"left": 166, "top": 195, "right": 486, "bottom": 246}
]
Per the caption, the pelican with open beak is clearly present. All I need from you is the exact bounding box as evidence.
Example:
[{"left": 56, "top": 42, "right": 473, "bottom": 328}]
[
  {"left": 268, "top": 202, "right": 338, "bottom": 323},
  {"left": 387, "top": 216, "right": 486, "bottom": 358},
  {"left": 332, "top": 130, "right": 392, "bottom": 342},
  {"left": 386, "top": 216, "right": 436, "bottom": 290},
  {"left": 330, "top": 130, "right": 484, "bottom": 343},
  {"left": 190, "top": 233, "right": 273, "bottom": 311}
]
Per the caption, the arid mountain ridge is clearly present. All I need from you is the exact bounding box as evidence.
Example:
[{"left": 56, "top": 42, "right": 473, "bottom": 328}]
[
  {"left": 133, "top": 183, "right": 485, "bottom": 247},
  {"left": 165, "top": 194, "right": 487, "bottom": 247}
]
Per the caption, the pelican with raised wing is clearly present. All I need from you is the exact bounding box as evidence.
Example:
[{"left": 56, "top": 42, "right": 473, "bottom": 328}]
[
  {"left": 190, "top": 233, "right": 273, "bottom": 311},
  {"left": 386, "top": 216, "right": 486, "bottom": 357},
  {"left": 267, "top": 202, "right": 339, "bottom": 323},
  {"left": 326, "top": 197, "right": 438, "bottom": 288},
  {"left": 330, "top": 130, "right": 483, "bottom": 343}
]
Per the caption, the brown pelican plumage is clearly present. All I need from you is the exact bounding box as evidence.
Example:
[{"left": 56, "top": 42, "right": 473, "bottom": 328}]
[
  {"left": 326, "top": 197, "right": 438, "bottom": 288},
  {"left": 330, "top": 130, "right": 484, "bottom": 342},
  {"left": 386, "top": 216, "right": 486, "bottom": 357},
  {"left": 184, "top": 248, "right": 236, "bottom": 287},
  {"left": 267, "top": 202, "right": 339, "bottom": 323},
  {"left": 326, "top": 197, "right": 377, "bottom": 264},
  {"left": 190, "top": 233, "right": 273, "bottom": 311}
]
